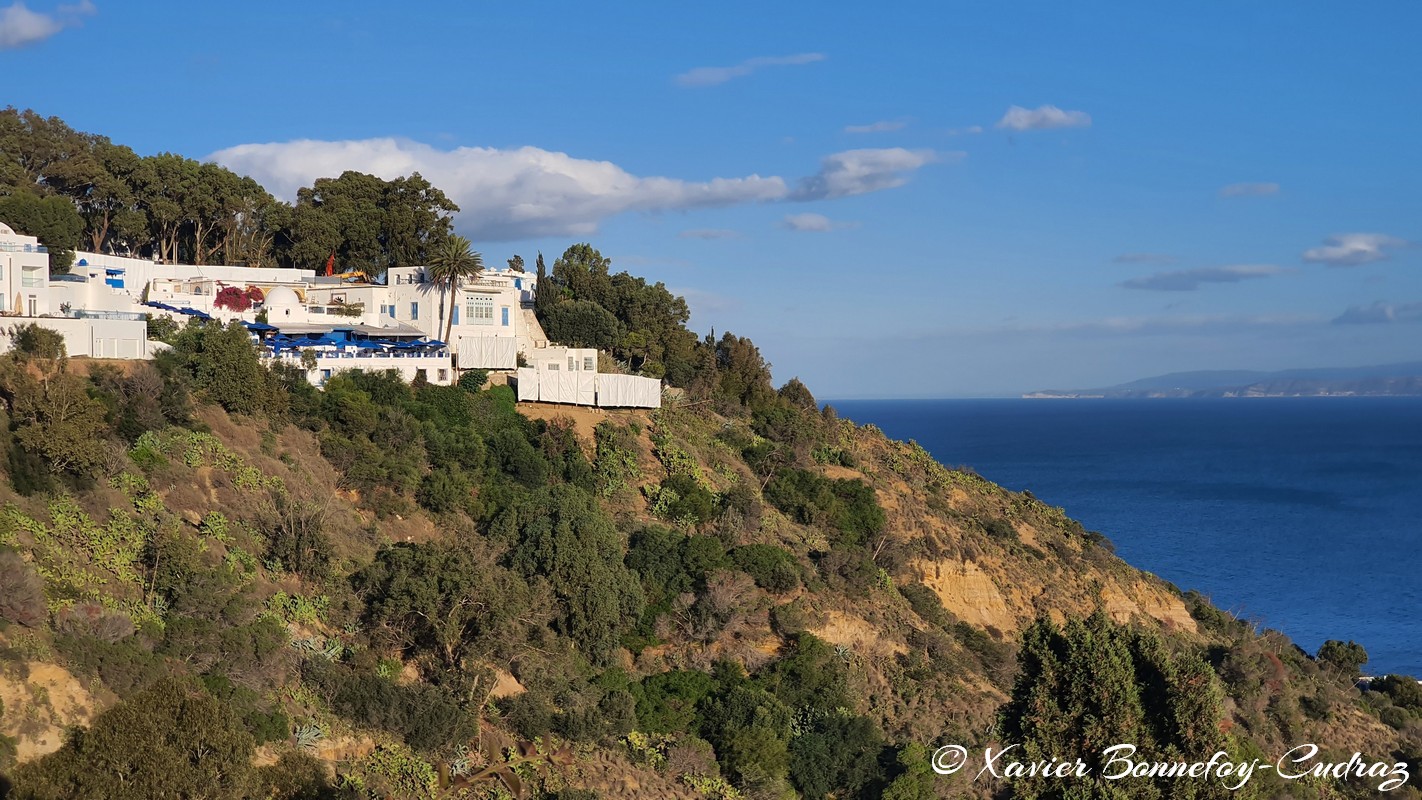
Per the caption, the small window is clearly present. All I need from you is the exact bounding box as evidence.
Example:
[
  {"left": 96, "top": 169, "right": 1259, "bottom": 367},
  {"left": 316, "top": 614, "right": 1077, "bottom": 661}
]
[
  {"left": 568, "top": 356, "right": 576, "bottom": 371},
  {"left": 411, "top": 302, "right": 419, "bottom": 320},
  {"left": 584, "top": 357, "right": 595, "bottom": 371},
  {"left": 466, "top": 297, "right": 494, "bottom": 324},
  {"left": 438, "top": 369, "right": 448, "bottom": 382},
  {"left": 547, "top": 363, "right": 559, "bottom": 371}
]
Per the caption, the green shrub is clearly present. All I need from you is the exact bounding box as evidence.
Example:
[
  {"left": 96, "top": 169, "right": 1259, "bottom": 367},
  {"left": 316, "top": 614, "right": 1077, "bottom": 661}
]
[
  {"left": 655, "top": 473, "right": 718, "bottom": 525},
  {"left": 764, "top": 469, "right": 884, "bottom": 548},
  {"left": 1380, "top": 705, "right": 1411, "bottom": 730},
  {"left": 1373, "top": 674, "right": 1422, "bottom": 711},
  {"left": 898, "top": 583, "right": 952, "bottom": 628},
  {"left": 730, "top": 544, "right": 801, "bottom": 593},
  {"left": 594, "top": 421, "right": 641, "bottom": 498},
  {"left": 303, "top": 661, "right": 475, "bottom": 753},
  {"left": 634, "top": 669, "right": 716, "bottom": 733},
  {"left": 11, "top": 677, "right": 256, "bottom": 798},
  {"left": 498, "top": 690, "right": 555, "bottom": 739},
  {"left": 416, "top": 467, "right": 472, "bottom": 514},
  {"left": 54, "top": 633, "right": 171, "bottom": 695},
  {"left": 981, "top": 517, "right": 1017, "bottom": 542},
  {"left": 457, "top": 369, "right": 488, "bottom": 392}
]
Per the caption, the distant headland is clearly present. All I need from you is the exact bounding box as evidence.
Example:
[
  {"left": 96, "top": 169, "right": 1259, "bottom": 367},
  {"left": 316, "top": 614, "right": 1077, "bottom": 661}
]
[{"left": 1025, "top": 362, "right": 1422, "bottom": 398}]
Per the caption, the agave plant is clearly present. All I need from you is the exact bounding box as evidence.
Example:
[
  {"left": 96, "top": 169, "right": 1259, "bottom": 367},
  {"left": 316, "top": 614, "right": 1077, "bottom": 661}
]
[
  {"left": 289, "top": 636, "right": 344, "bottom": 661},
  {"left": 294, "top": 723, "right": 325, "bottom": 751}
]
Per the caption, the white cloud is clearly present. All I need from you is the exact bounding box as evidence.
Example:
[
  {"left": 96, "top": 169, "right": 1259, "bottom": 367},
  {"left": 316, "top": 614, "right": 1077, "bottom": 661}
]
[
  {"left": 211, "top": 138, "right": 788, "bottom": 241},
  {"left": 1113, "top": 252, "right": 1176, "bottom": 265},
  {"left": 790, "top": 147, "right": 943, "bottom": 201},
  {"left": 678, "top": 228, "right": 739, "bottom": 240},
  {"left": 1219, "top": 182, "right": 1279, "bottom": 198},
  {"left": 1331, "top": 300, "right": 1422, "bottom": 325},
  {"left": 1120, "top": 264, "right": 1285, "bottom": 292},
  {"left": 674, "top": 52, "right": 825, "bottom": 87},
  {"left": 995, "top": 104, "right": 1092, "bottom": 131},
  {"left": 0, "top": 0, "right": 93, "bottom": 49},
  {"left": 211, "top": 139, "right": 941, "bottom": 241},
  {"left": 947, "top": 125, "right": 984, "bottom": 136},
  {"left": 780, "top": 213, "right": 856, "bottom": 232},
  {"left": 844, "top": 119, "right": 907, "bottom": 134},
  {"left": 1302, "top": 233, "right": 1407, "bottom": 267}
]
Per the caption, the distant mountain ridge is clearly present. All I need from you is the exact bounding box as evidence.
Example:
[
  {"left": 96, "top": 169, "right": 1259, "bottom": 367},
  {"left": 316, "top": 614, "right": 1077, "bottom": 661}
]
[{"left": 1026, "top": 361, "right": 1422, "bottom": 398}]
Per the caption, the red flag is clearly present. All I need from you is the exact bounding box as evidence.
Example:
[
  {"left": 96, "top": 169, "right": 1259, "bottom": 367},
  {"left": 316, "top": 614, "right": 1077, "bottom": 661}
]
[{"left": 324, "top": 251, "right": 336, "bottom": 277}]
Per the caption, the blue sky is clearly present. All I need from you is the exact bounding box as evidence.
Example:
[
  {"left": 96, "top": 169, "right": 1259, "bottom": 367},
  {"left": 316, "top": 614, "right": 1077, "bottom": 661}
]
[{"left": 4, "top": 1, "right": 1419, "bottom": 397}]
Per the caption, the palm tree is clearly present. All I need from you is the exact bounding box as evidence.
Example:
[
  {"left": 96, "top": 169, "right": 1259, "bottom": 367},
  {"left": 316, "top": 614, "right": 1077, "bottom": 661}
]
[{"left": 425, "top": 235, "right": 484, "bottom": 344}]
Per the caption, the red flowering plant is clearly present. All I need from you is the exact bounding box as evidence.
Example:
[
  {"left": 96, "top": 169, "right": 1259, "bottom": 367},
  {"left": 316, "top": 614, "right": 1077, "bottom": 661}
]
[
  {"left": 213, "top": 285, "right": 266, "bottom": 312},
  {"left": 214, "top": 285, "right": 252, "bottom": 311}
]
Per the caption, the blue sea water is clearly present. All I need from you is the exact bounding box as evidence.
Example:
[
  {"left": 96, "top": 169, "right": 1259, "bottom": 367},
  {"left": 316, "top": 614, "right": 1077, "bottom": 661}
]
[{"left": 831, "top": 398, "right": 1422, "bottom": 676}]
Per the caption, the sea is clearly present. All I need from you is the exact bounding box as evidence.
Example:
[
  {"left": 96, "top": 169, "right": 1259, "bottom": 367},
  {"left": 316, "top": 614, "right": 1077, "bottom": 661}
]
[{"left": 831, "top": 398, "right": 1422, "bottom": 677}]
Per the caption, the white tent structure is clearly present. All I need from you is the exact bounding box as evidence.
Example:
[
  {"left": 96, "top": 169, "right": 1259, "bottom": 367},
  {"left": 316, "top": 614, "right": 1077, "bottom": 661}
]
[
  {"left": 515, "top": 368, "right": 660, "bottom": 408},
  {"left": 595, "top": 374, "right": 661, "bottom": 408},
  {"left": 457, "top": 335, "right": 517, "bottom": 369}
]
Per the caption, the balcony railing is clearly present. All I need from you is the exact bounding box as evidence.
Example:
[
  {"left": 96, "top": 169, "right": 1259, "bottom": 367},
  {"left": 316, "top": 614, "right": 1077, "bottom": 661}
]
[
  {"left": 0, "top": 242, "right": 47, "bottom": 253},
  {"left": 73, "top": 310, "right": 146, "bottom": 321}
]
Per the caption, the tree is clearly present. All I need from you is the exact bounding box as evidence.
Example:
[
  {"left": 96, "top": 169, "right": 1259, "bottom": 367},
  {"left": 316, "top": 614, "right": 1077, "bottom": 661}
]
[
  {"left": 0, "top": 328, "right": 110, "bottom": 476},
  {"left": 283, "top": 171, "right": 457, "bottom": 274},
  {"left": 541, "top": 299, "right": 623, "bottom": 351},
  {"left": 0, "top": 191, "right": 84, "bottom": 272},
  {"left": 534, "top": 251, "right": 552, "bottom": 316},
  {"left": 507, "top": 254, "right": 525, "bottom": 272},
  {"left": 998, "top": 611, "right": 1234, "bottom": 800},
  {"left": 353, "top": 541, "right": 534, "bottom": 673},
  {"left": 11, "top": 677, "right": 256, "bottom": 800},
  {"left": 425, "top": 234, "right": 483, "bottom": 344},
  {"left": 1316, "top": 640, "right": 1368, "bottom": 678},
  {"left": 499, "top": 485, "right": 645, "bottom": 662},
  {"left": 165, "top": 320, "right": 284, "bottom": 416}
]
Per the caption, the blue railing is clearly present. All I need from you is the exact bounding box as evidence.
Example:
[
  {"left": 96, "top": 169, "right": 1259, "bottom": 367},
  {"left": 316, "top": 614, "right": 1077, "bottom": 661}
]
[{"left": 0, "top": 242, "right": 47, "bottom": 253}]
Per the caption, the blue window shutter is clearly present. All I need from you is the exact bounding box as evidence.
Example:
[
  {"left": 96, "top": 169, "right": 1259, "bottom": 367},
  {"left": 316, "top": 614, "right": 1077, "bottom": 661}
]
[
  {"left": 411, "top": 302, "right": 418, "bottom": 320},
  {"left": 501, "top": 307, "right": 509, "bottom": 326},
  {"left": 453, "top": 306, "right": 459, "bottom": 325}
]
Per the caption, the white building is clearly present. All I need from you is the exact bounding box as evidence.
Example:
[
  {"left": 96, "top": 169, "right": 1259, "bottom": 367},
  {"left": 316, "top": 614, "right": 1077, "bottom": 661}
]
[
  {"left": 376, "top": 266, "right": 539, "bottom": 370},
  {"left": 0, "top": 222, "right": 53, "bottom": 317},
  {"left": 2, "top": 220, "right": 656, "bottom": 402},
  {"left": 0, "top": 224, "right": 149, "bottom": 359}
]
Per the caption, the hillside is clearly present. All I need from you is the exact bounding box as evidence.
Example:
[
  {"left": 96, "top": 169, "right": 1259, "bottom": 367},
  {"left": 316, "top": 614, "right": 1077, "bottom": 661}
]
[
  {"left": 0, "top": 287, "right": 1413, "bottom": 799},
  {"left": 1, "top": 113, "right": 1419, "bottom": 799}
]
